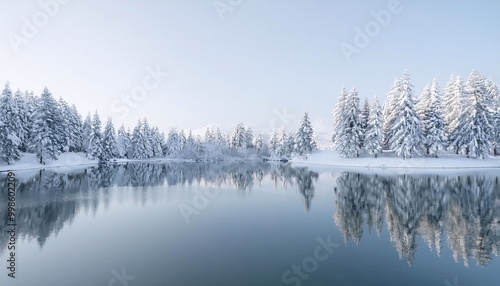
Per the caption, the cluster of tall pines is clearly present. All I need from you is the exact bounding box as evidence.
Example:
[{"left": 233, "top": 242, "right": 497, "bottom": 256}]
[
  {"left": 333, "top": 70, "right": 500, "bottom": 159},
  {"left": 0, "top": 82, "right": 317, "bottom": 164}
]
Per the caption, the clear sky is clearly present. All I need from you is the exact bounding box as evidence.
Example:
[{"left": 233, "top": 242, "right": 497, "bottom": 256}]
[{"left": 1, "top": 0, "right": 499, "bottom": 137}]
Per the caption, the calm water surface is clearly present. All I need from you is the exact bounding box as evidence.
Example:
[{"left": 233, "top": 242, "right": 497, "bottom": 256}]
[{"left": 0, "top": 162, "right": 499, "bottom": 286}]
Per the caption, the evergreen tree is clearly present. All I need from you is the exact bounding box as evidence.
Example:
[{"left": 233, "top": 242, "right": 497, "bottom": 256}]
[
  {"left": 165, "top": 129, "right": 181, "bottom": 157},
  {"left": 14, "top": 89, "right": 31, "bottom": 152},
  {"left": 360, "top": 97, "right": 370, "bottom": 144},
  {"left": 416, "top": 84, "right": 431, "bottom": 121},
  {"left": 150, "top": 126, "right": 164, "bottom": 158},
  {"left": 334, "top": 88, "right": 363, "bottom": 158},
  {"left": 101, "top": 117, "right": 118, "bottom": 160},
  {"left": 82, "top": 113, "right": 92, "bottom": 153},
  {"left": 295, "top": 112, "right": 316, "bottom": 155},
  {"left": 364, "top": 95, "right": 384, "bottom": 157},
  {"left": 255, "top": 133, "right": 263, "bottom": 152},
  {"left": 389, "top": 71, "right": 424, "bottom": 159},
  {"left": 452, "top": 71, "right": 494, "bottom": 158},
  {"left": 230, "top": 123, "right": 246, "bottom": 149},
  {"left": 485, "top": 79, "right": 500, "bottom": 155},
  {"left": 422, "top": 79, "right": 447, "bottom": 157},
  {"left": 332, "top": 87, "right": 348, "bottom": 143},
  {"left": 31, "top": 87, "right": 63, "bottom": 163},
  {"left": 245, "top": 127, "right": 254, "bottom": 149},
  {"left": 383, "top": 78, "right": 401, "bottom": 148},
  {"left": 116, "top": 124, "right": 131, "bottom": 158},
  {"left": 0, "top": 82, "right": 21, "bottom": 164},
  {"left": 445, "top": 75, "right": 466, "bottom": 153},
  {"left": 88, "top": 111, "right": 103, "bottom": 159},
  {"left": 269, "top": 131, "right": 279, "bottom": 156}
]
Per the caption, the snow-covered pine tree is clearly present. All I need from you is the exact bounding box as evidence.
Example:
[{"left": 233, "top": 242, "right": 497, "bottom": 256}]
[
  {"left": 150, "top": 126, "right": 164, "bottom": 158},
  {"left": 101, "top": 117, "right": 118, "bottom": 161},
  {"left": 14, "top": 89, "right": 31, "bottom": 152},
  {"left": 57, "top": 98, "right": 72, "bottom": 152},
  {"left": 230, "top": 123, "right": 246, "bottom": 149},
  {"left": 88, "top": 111, "right": 103, "bottom": 159},
  {"left": 269, "top": 131, "right": 279, "bottom": 156},
  {"left": 445, "top": 76, "right": 466, "bottom": 153},
  {"left": 31, "top": 87, "right": 63, "bottom": 163},
  {"left": 0, "top": 82, "right": 21, "bottom": 164},
  {"left": 205, "top": 127, "right": 214, "bottom": 144},
  {"left": 422, "top": 79, "right": 447, "bottom": 157},
  {"left": 255, "top": 133, "right": 263, "bottom": 152},
  {"left": 334, "top": 88, "right": 363, "bottom": 158},
  {"left": 69, "top": 104, "right": 83, "bottom": 152},
  {"left": 360, "top": 97, "right": 370, "bottom": 144},
  {"left": 245, "top": 127, "right": 254, "bottom": 149},
  {"left": 164, "top": 129, "right": 181, "bottom": 157},
  {"left": 416, "top": 84, "right": 431, "bottom": 121},
  {"left": 141, "top": 118, "right": 154, "bottom": 158},
  {"left": 364, "top": 95, "right": 384, "bottom": 157},
  {"left": 332, "top": 87, "right": 348, "bottom": 143},
  {"left": 116, "top": 124, "right": 131, "bottom": 158},
  {"left": 286, "top": 132, "right": 295, "bottom": 157},
  {"left": 383, "top": 78, "right": 401, "bottom": 148},
  {"left": 451, "top": 71, "right": 493, "bottom": 158},
  {"left": 388, "top": 71, "right": 424, "bottom": 159},
  {"left": 295, "top": 112, "right": 316, "bottom": 156},
  {"left": 485, "top": 79, "right": 500, "bottom": 155},
  {"left": 82, "top": 113, "right": 92, "bottom": 153}
]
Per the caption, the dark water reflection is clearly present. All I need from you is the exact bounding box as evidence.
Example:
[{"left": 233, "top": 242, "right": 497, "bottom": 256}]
[{"left": 0, "top": 163, "right": 499, "bottom": 285}]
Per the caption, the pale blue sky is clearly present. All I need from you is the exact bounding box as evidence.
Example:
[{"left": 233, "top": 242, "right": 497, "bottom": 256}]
[{"left": 1, "top": 0, "right": 499, "bottom": 135}]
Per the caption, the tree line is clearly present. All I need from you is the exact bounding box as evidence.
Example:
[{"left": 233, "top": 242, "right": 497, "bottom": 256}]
[
  {"left": 0, "top": 83, "right": 317, "bottom": 164},
  {"left": 333, "top": 70, "right": 500, "bottom": 159}
]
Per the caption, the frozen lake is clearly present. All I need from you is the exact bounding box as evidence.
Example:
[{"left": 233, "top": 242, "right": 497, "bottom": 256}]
[{"left": 1, "top": 162, "right": 499, "bottom": 286}]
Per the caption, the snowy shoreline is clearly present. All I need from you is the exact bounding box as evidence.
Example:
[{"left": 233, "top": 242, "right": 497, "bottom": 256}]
[
  {"left": 290, "top": 150, "right": 500, "bottom": 174},
  {"left": 3, "top": 150, "right": 500, "bottom": 174}
]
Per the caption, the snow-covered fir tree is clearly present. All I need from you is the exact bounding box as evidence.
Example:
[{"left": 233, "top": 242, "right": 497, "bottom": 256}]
[
  {"left": 332, "top": 87, "right": 348, "bottom": 143},
  {"left": 383, "top": 78, "right": 401, "bottom": 148},
  {"left": 82, "top": 113, "right": 92, "bottom": 153},
  {"left": 269, "top": 131, "right": 279, "bottom": 156},
  {"left": 164, "top": 129, "right": 182, "bottom": 157},
  {"left": 334, "top": 88, "right": 363, "bottom": 158},
  {"left": 245, "top": 127, "right": 254, "bottom": 149},
  {"left": 130, "top": 119, "right": 152, "bottom": 159},
  {"left": 0, "top": 82, "right": 21, "bottom": 164},
  {"left": 388, "top": 71, "right": 424, "bottom": 159},
  {"left": 422, "top": 79, "right": 447, "bottom": 157},
  {"left": 485, "top": 78, "right": 500, "bottom": 155},
  {"left": 30, "top": 87, "right": 63, "bottom": 163},
  {"left": 88, "top": 111, "right": 103, "bottom": 160},
  {"left": 451, "top": 71, "right": 494, "bottom": 158},
  {"left": 101, "top": 117, "right": 118, "bottom": 160},
  {"left": 116, "top": 124, "right": 131, "bottom": 158},
  {"left": 230, "top": 123, "right": 246, "bottom": 149},
  {"left": 150, "top": 126, "right": 164, "bottom": 158},
  {"left": 360, "top": 97, "right": 370, "bottom": 144},
  {"left": 295, "top": 112, "right": 316, "bottom": 155},
  {"left": 444, "top": 75, "right": 466, "bottom": 153},
  {"left": 14, "top": 89, "right": 31, "bottom": 152},
  {"left": 416, "top": 84, "right": 431, "bottom": 121},
  {"left": 255, "top": 133, "right": 263, "bottom": 152},
  {"left": 364, "top": 95, "right": 384, "bottom": 157}
]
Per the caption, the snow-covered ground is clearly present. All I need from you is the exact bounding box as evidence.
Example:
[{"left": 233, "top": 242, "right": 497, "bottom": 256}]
[
  {"left": 0, "top": 152, "right": 98, "bottom": 172},
  {"left": 291, "top": 150, "right": 500, "bottom": 174}
]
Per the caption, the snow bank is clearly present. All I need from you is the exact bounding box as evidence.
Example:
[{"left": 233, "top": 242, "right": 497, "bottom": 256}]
[
  {"left": 291, "top": 150, "right": 500, "bottom": 174},
  {"left": 0, "top": 152, "right": 97, "bottom": 172}
]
